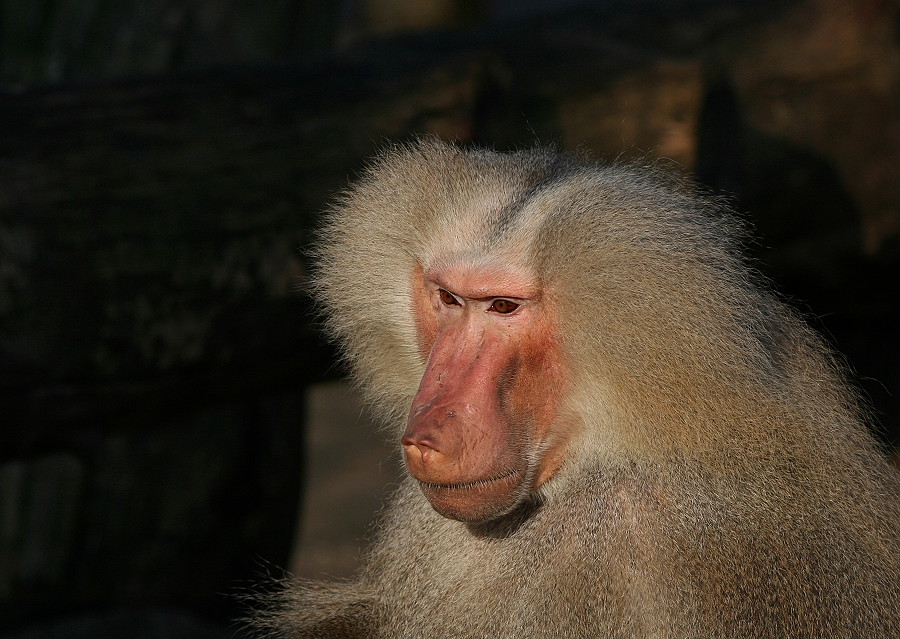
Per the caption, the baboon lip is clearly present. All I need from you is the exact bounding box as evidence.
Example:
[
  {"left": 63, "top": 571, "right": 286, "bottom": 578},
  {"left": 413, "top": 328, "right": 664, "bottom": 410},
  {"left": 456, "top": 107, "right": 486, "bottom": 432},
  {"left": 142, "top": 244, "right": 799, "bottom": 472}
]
[
  {"left": 417, "top": 469, "right": 528, "bottom": 523},
  {"left": 418, "top": 469, "right": 520, "bottom": 491}
]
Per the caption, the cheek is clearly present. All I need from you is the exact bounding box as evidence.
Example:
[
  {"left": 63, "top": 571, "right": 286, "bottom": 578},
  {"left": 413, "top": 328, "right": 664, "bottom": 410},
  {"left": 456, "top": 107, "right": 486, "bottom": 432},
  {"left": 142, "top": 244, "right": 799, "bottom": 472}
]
[
  {"left": 411, "top": 269, "right": 438, "bottom": 358},
  {"left": 517, "top": 324, "right": 574, "bottom": 488},
  {"left": 508, "top": 322, "right": 568, "bottom": 441}
]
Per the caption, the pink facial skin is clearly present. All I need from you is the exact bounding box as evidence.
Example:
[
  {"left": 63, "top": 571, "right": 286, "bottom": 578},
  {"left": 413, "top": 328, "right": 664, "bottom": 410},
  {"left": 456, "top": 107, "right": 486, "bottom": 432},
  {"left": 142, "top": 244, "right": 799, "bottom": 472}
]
[{"left": 404, "top": 262, "right": 568, "bottom": 524}]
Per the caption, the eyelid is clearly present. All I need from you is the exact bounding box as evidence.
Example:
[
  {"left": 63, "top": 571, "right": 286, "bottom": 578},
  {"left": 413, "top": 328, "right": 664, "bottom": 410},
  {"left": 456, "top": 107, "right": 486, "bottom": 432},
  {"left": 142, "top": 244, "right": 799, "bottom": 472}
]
[
  {"left": 488, "top": 298, "right": 520, "bottom": 314},
  {"left": 436, "top": 287, "right": 523, "bottom": 314},
  {"left": 438, "top": 288, "right": 461, "bottom": 306}
]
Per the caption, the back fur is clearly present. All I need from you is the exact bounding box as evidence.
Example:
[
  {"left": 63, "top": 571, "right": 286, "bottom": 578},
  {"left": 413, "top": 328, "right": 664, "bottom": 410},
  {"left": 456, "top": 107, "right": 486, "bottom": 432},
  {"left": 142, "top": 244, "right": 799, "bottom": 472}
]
[{"left": 255, "top": 139, "right": 899, "bottom": 638}]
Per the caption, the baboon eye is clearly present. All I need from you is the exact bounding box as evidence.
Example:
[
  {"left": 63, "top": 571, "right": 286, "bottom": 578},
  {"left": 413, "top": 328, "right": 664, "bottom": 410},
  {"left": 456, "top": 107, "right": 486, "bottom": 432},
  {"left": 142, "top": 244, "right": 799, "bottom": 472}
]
[
  {"left": 438, "top": 289, "right": 460, "bottom": 306},
  {"left": 489, "top": 299, "right": 519, "bottom": 314}
]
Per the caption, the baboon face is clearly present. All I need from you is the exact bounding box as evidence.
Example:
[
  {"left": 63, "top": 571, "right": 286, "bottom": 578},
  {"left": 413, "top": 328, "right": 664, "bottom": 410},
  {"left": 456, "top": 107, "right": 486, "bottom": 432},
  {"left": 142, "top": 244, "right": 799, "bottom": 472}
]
[{"left": 402, "top": 255, "right": 569, "bottom": 524}]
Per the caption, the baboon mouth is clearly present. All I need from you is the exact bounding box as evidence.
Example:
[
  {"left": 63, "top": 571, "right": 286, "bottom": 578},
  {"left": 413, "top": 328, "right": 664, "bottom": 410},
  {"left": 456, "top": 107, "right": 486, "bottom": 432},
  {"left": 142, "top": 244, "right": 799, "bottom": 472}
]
[
  {"left": 417, "top": 468, "right": 529, "bottom": 523},
  {"left": 419, "top": 469, "right": 520, "bottom": 491}
]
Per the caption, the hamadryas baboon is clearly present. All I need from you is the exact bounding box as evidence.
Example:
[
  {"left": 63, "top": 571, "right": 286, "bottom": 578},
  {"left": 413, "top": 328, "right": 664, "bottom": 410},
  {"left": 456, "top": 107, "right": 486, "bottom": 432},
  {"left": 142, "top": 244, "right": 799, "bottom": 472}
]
[{"left": 253, "top": 139, "right": 899, "bottom": 638}]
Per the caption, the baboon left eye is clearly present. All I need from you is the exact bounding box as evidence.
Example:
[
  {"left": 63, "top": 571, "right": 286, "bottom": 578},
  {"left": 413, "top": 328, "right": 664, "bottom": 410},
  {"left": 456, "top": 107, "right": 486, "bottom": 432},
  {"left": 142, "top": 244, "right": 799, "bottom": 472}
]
[
  {"left": 489, "top": 299, "right": 519, "bottom": 314},
  {"left": 438, "top": 289, "right": 460, "bottom": 306}
]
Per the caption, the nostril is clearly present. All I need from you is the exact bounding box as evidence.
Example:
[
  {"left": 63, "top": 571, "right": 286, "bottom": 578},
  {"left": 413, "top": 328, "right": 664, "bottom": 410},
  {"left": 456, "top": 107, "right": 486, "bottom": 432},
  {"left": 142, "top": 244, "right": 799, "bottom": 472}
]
[
  {"left": 402, "top": 436, "right": 441, "bottom": 469},
  {"left": 402, "top": 435, "right": 436, "bottom": 455}
]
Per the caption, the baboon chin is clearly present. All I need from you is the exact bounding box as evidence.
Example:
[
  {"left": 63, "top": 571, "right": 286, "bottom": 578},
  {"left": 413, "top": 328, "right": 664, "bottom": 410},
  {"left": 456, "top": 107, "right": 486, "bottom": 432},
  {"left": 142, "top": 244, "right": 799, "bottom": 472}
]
[{"left": 253, "top": 139, "right": 899, "bottom": 638}]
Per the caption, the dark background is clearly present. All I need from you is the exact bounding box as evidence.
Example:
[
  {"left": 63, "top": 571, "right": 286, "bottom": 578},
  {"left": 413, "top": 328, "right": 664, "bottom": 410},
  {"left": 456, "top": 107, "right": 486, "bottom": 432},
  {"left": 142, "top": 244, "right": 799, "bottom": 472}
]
[{"left": 1, "top": 0, "right": 897, "bottom": 635}]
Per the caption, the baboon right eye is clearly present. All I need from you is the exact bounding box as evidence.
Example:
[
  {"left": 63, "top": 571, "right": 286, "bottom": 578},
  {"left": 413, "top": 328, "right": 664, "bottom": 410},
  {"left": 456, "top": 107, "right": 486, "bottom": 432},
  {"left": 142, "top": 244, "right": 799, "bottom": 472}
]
[{"left": 438, "top": 289, "right": 460, "bottom": 306}]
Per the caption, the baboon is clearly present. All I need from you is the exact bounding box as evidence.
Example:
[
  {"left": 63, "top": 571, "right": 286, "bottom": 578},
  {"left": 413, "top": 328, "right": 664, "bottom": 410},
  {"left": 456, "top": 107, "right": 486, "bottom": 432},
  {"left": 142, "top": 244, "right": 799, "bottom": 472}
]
[{"left": 253, "top": 139, "right": 899, "bottom": 638}]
